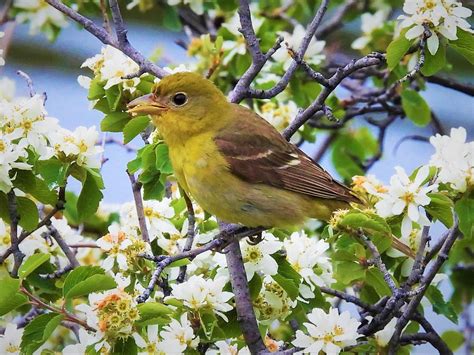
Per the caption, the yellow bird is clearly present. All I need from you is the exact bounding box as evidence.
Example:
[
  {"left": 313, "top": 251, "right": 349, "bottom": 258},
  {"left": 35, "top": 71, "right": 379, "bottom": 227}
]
[{"left": 127, "top": 72, "right": 359, "bottom": 229}]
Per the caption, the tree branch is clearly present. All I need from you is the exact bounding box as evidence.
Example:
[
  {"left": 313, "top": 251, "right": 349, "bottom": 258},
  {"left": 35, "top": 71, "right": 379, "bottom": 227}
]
[
  {"left": 127, "top": 171, "right": 150, "bottom": 243},
  {"left": 177, "top": 192, "right": 196, "bottom": 283},
  {"left": 425, "top": 75, "right": 474, "bottom": 97}
]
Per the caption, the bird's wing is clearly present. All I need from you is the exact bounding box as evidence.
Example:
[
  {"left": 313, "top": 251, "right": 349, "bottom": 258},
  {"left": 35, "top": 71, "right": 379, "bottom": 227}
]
[{"left": 214, "top": 105, "right": 359, "bottom": 203}]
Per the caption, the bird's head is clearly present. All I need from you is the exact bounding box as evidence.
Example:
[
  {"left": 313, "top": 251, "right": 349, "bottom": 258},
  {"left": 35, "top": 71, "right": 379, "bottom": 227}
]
[{"left": 127, "top": 72, "right": 228, "bottom": 142}]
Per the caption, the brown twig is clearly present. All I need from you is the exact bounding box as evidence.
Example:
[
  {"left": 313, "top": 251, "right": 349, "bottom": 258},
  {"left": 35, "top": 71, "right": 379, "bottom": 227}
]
[{"left": 127, "top": 171, "right": 150, "bottom": 243}]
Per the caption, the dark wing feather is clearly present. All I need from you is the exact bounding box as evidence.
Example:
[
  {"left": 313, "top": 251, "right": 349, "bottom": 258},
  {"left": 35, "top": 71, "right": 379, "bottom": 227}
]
[{"left": 214, "top": 104, "right": 359, "bottom": 203}]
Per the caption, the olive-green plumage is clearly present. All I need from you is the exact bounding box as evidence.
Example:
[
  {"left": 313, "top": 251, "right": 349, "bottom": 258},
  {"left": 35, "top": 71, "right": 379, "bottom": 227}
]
[{"left": 127, "top": 72, "right": 359, "bottom": 228}]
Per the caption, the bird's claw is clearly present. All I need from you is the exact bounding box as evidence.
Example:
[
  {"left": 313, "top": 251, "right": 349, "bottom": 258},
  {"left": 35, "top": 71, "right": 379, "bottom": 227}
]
[{"left": 247, "top": 232, "right": 263, "bottom": 245}]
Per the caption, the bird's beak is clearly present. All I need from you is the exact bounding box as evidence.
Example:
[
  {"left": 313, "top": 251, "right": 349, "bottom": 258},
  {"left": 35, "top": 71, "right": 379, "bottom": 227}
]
[{"left": 127, "top": 93, "right": 169, "bottom": 116}]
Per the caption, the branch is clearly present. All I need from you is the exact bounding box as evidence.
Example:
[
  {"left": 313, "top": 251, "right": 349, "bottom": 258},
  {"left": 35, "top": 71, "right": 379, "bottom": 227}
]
[
  {"left": 127, "top": 171, "right": 150, "bottom": 243},
  {"left": 44, "top": 0, "right": 168, "bottom": 78},
  {"left": 45, "top": 224, "right": 80, "bottom": 268},
  {"left": 225, "top": 240, "right": 267, "bottom": 354},
  {"left": 387, "top": 220, "right": 459, "bottom": 353},
  {"left": 229, "top": 0, "right": 330, "bottom": 102},
  {"left": 6, "top": 190, "right": 24, "bottom": 277},
  {"left": 136, "top": 225, "right": 264, "bottom": 303},
  {"left": 177, "top": 192, "right": 196, "bottom": 283},
  {"left": 425, "top": 75, "right": 474, "bottom": 97}
]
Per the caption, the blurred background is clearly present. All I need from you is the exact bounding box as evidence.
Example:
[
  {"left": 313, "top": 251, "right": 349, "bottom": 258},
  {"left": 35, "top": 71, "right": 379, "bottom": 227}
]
[{"left": 1, "top": 8, "right": 473, "bottom": 353}]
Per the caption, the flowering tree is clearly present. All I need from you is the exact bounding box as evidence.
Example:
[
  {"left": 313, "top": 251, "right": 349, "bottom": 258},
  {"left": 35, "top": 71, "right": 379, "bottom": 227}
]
[{"left": 0, "top": 0, "right": 473, "bottom": 354}]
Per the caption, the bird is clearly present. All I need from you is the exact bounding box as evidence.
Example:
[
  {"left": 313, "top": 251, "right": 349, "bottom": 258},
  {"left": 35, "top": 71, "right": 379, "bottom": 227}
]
[{"left": 127, "top": 72, "right": 413, "bottom": 256}]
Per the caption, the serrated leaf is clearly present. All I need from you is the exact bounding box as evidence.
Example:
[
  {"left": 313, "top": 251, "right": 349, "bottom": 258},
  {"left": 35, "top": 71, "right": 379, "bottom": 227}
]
[
  {"left": 123, "top": 115, "right": 150, "bottom": 144},
  {"left": 441, "top": 330, "right": 464, "bottom": 351},
  {"left": 335, "top": 261, "right": 366, "bottom": 284},
  {"left": 63, "top": 266, "right": 105, "bottom": 298},
  {"left": 21, "top": 313, "right": 64, "bottom": 355},
  {"left": 18, "top": 253, "right": 50, "bottom": 280},
  {"left": 0, "top": 276, "right": 28, "bottom": 316},
  {"left": 136, "top": 302, "right": 172, "bottom": 325},
  {"left": 88, "top": 77, "right": 105, "bottom": 100},
  {"left": 454, "top": 192, "right": 474, "bottom": 239},
  {"left": 425, "top": 193, "right": 454, "bottom": 228},
  {"left": 142, "top": 179, "right": 165, "bottom": 200},
  {"left": 387, "top": 31, "right": 412, "bottom": 70},
  {"left": 450, "top": 28, "right": 474, "bottom": 65},
  {"left": 13, "top": 170, "right": 57, "bottom": 205},
  {"left": 16, "top": 196, "right": 39, "bottom": 231},
  {"left": 426, "top": 285, "right": 458, "bottom": 324},
  {"left": 127, "top": 156, "right": 142, "bottom": 174},
  {"left": 101, "top": 112, "right": 130, "bottom": 132},
  {"left": 421, "top": 41, "right": 446, "bottom": 76},
  {"left": 105, "top": 85, "right": 123, "bottom": 112},
  {"left": 77, "top": 171, "right": 103, "bottom": 221},
  {"left": 401, "top": 89, "right": 431, "bottom": 126},
  {"left": 155, "top": 144, "right": 173, "bottom": 174},
  {"left": 65, "top": 274, "right": 116, "bottom": 299},
  {"left": 36, "top": 158, "right": 68, "bottom": 188}
]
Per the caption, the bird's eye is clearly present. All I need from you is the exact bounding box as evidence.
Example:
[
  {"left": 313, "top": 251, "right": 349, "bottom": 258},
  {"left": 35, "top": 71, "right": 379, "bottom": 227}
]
[{"left": 171, "top": 92, "right": 188, "bottom": 106}]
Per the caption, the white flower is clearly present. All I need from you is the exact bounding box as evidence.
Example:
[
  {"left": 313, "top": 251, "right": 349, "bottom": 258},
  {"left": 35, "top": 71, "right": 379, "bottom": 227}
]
[
  {"left": 160, "top": 313, "right": 199, "bottom": 350},
  {"left": 80, "top": 46, "right": 140, "bottom": 93},
  {"left": 284, "top": 231, "right": 334, "bottom": 291},
  {"left": 0, "top": 132, "right": 31, "bottom": 193},
  {"left": 429, "top": 127, "right": 474, "bottom": 192},
  {"left": 352, "top": 174, "right": 388, "bottom": 196},
  {"left": 240, "top": 232, "right": 282, "bottom": 280},
  {"left": 171, "top": 275, "right": 233, "bottom": 321},
  {"left": 375, "top": 166, "right": 436, "bottom": 238},
  {"left": 0, "top": 32, "right": 4, "bottom": 66},
  {"left": 206, "top": 340, "right": 251, "bottom": 355},
  {"left": 49, "top": 125, "right": 103, "bottom": 169},
  {"left": 374, "top": 318, "right": 397, "bottom": 347},
  {"left": 352, "top": 9, "right": 389, "bottom": 49},
  {"left": 398, "top": 0, "right": 472, "bottom": 55},
  {"left": 96, "top": 223, "right": 135, "bottom": 271},
  {"left": 257, "top": 101, "right": 299, "bottom": 133},
  {"left": 166, "top": 0, "right": 204, "bottom": 15},
  {"left": 0, "top": 78, "right": 16, "bottom": 101},
  {"left": 133, "top": 325, "right": 184, "bottom": 355},
  {"left": 14, "top": 0, "right": 68, "bottom": 38},
  {"left": 273, "top": 25, "right": 325, "bottom": 70},
  {"left": 292, "top": 308, "right": 361, "bottom": 354},
  {"left": 62, "top": 328, "right": 102, "bottom": 354},
  {"left": 0, "top": 323, "right": 23, "bottom": 354}
]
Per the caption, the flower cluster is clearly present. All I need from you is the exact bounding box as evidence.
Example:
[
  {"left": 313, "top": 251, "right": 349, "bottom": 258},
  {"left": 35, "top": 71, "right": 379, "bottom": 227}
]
[
  {"left": 293, "top": 308, "right": 361, "bottom": 354},
  {"left": 398, "top": 0, "right": 473, "bottom": 54}
]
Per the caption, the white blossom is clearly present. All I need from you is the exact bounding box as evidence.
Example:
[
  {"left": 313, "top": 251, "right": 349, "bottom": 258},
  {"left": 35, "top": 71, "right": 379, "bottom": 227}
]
[
  {"left": 429, "top": 127, "right": 474, "bottom": 192},
  {"left": 171, "top": 275, "right": 233, "bottom": 321},
  {"left": 0, "top": 78, "right": 16, "bottom": 101},
  {"left": 62, "top": 328, "right": 102, "bottom": 354},
  {"left": 96, "top": 223, "right": 135, "bottom": 271},
  {"left": 133, "top": 325, "right": 183, "bottom": 355},
  {"left": 284, "top": 231, "right": 334, "bottom": 292},
  {"left": 274, "top": 25, "right": 325, "bottom": 70},
  {"left": 166, "top": 0, "right": 204, "bottom": 15},
  {"left": 398, "top": 0, "right": 472, "bottom": 55},
  {"left": 160, "top": 313, "right": 199, "bottom": 350},
  {"left": 375, "top": 166, "right": 436, "bottom": 238},
  {"left": 206, "top": 340, "right": 251, "bottom": 355},
  {"left": 0, "top": 132, "right": 31, "bottom": 193},
  {"left": 240, "top": 232, "right": 282, "bottom": 280},
  {"left": 14, "top": 0, "right": 68, "bottom": 38},
  {"left": 0, "top": 323, "right": 23, "bottom": 354},
  {"left": 352, "top": 9, "right": 389, "bottom": 49},
  {"left": 292, "top": 308, "right": 361, "bottom": 354}
]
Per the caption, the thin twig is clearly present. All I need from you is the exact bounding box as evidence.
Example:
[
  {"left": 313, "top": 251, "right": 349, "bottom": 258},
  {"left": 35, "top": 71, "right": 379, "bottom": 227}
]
[
  {"left": 6, "top": 190, "right": 24, "bottom": 277},
  {"left": 177, "top": 193, "right": 196, "bottom": 283},
  {"left": 127, "top": 171, "right": 150, "bottom": 243}
]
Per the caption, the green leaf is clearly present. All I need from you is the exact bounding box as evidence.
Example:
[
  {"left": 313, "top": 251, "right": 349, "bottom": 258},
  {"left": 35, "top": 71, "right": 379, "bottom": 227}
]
[
  {"left": 88, "top": 77, "right": 105, "bottom": 100},
  {"left": 199, "top": 311, "right": 218, "bottom": 340},
  {"left": 335, "top": 261, "right": 366, "bottom": 284},
  {"left": 162, "top": 5, "right": 182, "bottom": 31},
  {"left": 105, "top": 84, "right": 123, "bottom": 112},
  {"left": 366, "top": 268, "right": 392, "bottom": 297},
  {"left": 425, "top": 193, "right": 454, "bottom": 228},
  {"left": 13, "top": 170, "right": 57, "bottom": 205},
  {"left": 272, "top": 274, "right": 300, "bottom": 300},
  {"left": 401, "top": 89, "right": 431, "bottom": 126},
  {"left": 426, "top": 286, "right": 458, "bottom": 324},
  {"left": 136, "top": 302, "right": 172, "bottom": 325},
  {"left": 127, "top": 156, "right": 142, "bottom": 174},
  {"left": 112, "top": 336, "right": 138, "bottom": 355},
  {"left": 441, "top": 330, "right": 464, "bottom": 351},
  {"left": 450, "top": 28, "right": 474, "bottom": 65},
  {"left": 36, "top": 158, "right": 68, "bottom": 188},
  {"left": 63, "top": 266, "right": 105, "bottom": 298},
  {"left": 65, "top": 274, "right": 116, "bottom": 299},
  {"left": 0, "top": 276, "right": 28, "bottom": 316},
  {"left": 17, "top": 196, "right": 39, "bottom": 231},
  {"left": 101, "top": 112, "right": 130, "bottom": 132},
  {"left": 421, "top": 41, "right": 446, "bottom": 76},
  {"left": 18, "top": 253, "right": 50, "bottom": 280},
  {"left": 155, "top": 144, "right": 173, "bottom": 174},
  {"left": 77, "top": 171, "right": 103, "bottom": 220},
  {"left": 123, "top": 115, "right": 150, "bottom": 144},
  {"left": 142, "top": 179, "right": 165, "bottom": 200},
  {"left": 249, "top": 273, "right": 263, "bottom": 300},
  {"left": 386, "top": 31, "right": 412, "bottom": 70},
  {"left": 455, "top": 192, "right": 474, "bottom": 239},
  {"left": 21, "top": 313, "right": 64, "bottom": 355}
]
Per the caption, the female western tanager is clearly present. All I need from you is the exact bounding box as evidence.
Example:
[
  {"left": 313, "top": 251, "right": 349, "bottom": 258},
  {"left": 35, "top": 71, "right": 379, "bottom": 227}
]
[{"left": 127, "top": 72, "right": 358, "bottom": 228}]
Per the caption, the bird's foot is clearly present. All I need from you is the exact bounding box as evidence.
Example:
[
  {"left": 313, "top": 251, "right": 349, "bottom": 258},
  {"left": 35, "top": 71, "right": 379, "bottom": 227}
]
[{"left": 247, "top": 232, "right": 263, "bottom": 245}]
